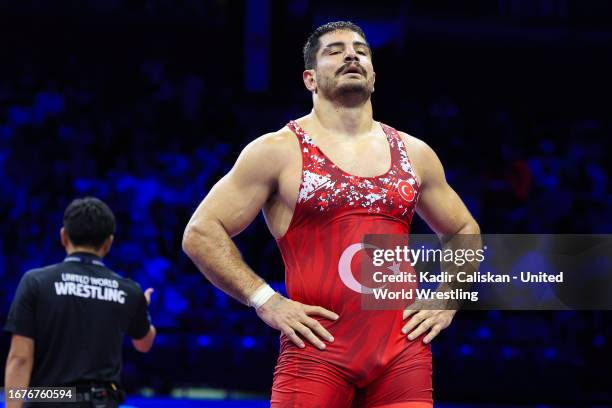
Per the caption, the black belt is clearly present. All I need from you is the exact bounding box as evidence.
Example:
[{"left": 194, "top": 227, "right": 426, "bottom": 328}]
[
  {"left": 70, "top": 382, "right": 123, "bottom": 403},
  {"left": 23, "top": 385, "right": 118, "bottom": 408}
]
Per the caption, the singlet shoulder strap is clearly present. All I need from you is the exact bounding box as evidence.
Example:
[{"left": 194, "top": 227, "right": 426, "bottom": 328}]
[
  {"left": 379, "top": 122, "right": 419, "bottom": 182},
  {"left": 287, "top": 120, "right": 313, "bottom": 146},
  {"left": 379, "top": 122, "right": 405, "bottom": 165},
  {"left": 287, "top": 120, "right": 323, "bottom": 168}
]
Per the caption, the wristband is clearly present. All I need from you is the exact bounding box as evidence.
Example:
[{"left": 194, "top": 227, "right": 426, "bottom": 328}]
[{"left": 248, "top": 283, "right": 276, "bottom": 309}]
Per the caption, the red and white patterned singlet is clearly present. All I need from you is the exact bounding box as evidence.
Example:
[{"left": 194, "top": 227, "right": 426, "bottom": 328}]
[{"left": 274, "top": 120, "right": 429, "bottom": 386}]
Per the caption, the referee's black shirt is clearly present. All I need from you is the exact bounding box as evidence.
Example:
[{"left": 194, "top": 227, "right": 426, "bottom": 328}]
[{"left": 4, "top": 252, "right": 150, "bottom": 386}]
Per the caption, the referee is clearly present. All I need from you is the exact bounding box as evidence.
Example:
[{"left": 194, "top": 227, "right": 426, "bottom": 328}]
[{"left": 4, "top": 197, "right": 156, "bottom": 408}]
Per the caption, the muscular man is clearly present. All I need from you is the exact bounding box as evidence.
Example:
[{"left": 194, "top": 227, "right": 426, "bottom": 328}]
[{"left": 183, "top": 21, "right": 479, "bottom": 407}]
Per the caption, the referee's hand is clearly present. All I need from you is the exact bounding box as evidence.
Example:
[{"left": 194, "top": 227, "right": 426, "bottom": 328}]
[
  {"left": 144, "top": 288, "right": 154, "bottom": 306},
  {"left": 257, "top": 293, "right": 338, "bottom": 350}
]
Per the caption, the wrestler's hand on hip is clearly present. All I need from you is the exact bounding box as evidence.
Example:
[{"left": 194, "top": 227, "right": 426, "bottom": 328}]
[
  {"left": 402, "top": 299, "right": 457, "bottom": 344},
  {"left": 257, "top": 293, "right": 338, "bottom": 350}
]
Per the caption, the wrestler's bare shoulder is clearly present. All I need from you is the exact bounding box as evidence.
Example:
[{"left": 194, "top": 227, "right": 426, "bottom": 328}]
[
  {"left": 396, "top": 130, "right": 442, "bottom": 180},
  {"left": 395, "top": 131, "right": 430, "bottom": 155},
  {"left": 237, "top": 126, "right": 300, "bottom": 174},
  {"left": 245, "top": 126, "right": 298, "bottom": 159}
]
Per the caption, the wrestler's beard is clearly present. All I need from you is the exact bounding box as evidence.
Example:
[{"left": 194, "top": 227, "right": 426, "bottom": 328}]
[{"left": 318, "top": 74, "right": 373, "bottom": 108}]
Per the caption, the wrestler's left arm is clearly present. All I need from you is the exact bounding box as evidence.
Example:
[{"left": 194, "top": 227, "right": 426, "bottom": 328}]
[{"left": 398, "top": 133, "right": 480, "bottom": 344}]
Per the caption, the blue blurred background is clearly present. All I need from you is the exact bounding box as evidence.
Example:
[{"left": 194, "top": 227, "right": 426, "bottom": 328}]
[{"left": 0, "top": 0, "right": 610, "bottom": 406}]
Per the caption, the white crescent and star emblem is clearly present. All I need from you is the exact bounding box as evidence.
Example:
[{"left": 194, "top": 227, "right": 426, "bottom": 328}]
[
  {"left": 338, "top": 243, "right": 404, "bottom": 294},
  {"left": 397, "top": 180, "right": 416, "bottom": 202}
]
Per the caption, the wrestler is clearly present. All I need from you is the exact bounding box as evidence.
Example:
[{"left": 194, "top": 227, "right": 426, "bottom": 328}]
[{"left": 183, "top": 21, "right": 479, "bottom": 407}]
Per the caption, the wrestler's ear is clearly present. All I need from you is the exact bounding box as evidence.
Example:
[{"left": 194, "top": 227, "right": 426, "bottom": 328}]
[{"left": 303, "top": 69, "right": 317, "bottom": 93}]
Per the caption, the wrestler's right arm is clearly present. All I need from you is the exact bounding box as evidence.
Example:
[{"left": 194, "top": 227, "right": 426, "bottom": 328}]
[{"left": 183, "top": 134, "right": 337, "bottom": 350}]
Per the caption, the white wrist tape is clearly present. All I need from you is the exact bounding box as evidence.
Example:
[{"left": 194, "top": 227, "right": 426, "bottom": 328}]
[{"left": 248, "top": 284, "right": 276, "bottom": 309}]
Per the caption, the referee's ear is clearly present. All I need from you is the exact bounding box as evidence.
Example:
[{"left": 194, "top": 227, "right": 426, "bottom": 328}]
[
  {"left": 60, "top": 227, "right": 70, "bottom": 250},
  {"left": 100, "top": 235, "right": 114, "bottom": 258}
]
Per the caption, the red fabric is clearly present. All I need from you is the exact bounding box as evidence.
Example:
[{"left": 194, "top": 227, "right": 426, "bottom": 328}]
[
  {"left": 271, "top": 121, "right": 432, "bottom": 406},
  {"left": 271, "top": 338, "right": 432, "bottom": 407}
]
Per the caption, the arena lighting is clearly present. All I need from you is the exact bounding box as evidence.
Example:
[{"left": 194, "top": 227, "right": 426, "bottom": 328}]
[
  {"left": 197, "top": 335, "right": 211, "bottom": 348},
  {"left": 241, "top": 336, "right": 256, "bottom": 349}
]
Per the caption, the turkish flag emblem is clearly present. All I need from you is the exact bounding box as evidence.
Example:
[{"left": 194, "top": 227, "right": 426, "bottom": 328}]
[{"left": 398, "top": 180, "right": 416, "bottom": 202}]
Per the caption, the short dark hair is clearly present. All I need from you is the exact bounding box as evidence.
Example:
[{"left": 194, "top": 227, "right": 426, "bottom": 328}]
[
  {"left": 303, "top": 21, "right": 370, "bottom": 70},
  {"left": 63, "top": 197, "right": 116, "bottom": 249}
]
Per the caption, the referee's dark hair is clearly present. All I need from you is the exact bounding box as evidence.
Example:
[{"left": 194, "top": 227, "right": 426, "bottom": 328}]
[{"left": 63, "top": 197, "right": 116, "bottom": 249}]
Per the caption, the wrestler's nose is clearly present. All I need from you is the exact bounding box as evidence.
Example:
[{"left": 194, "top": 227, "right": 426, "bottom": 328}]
[{"left": 344, "top": 47, "right": 359, "bottom": 62}]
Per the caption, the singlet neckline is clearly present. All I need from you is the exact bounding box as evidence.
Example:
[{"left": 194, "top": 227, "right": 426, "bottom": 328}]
[{"left": 290, "top": 120, "right": 395, "bottom": 180}]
